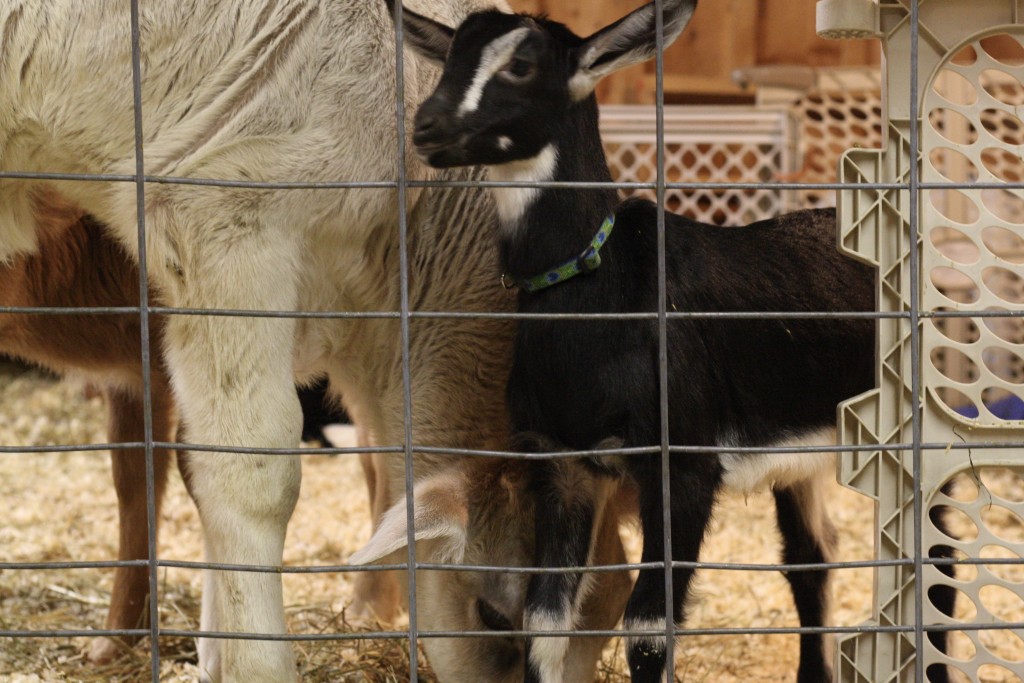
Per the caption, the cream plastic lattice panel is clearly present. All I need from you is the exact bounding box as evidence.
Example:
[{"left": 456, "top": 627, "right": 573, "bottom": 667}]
[
  {"left": 820, "top": 1, "right": 1024, "bottom": 682},
  {"left": 925, "top": 44, "right": 1024, "bottom": 426},
  {"left": 600, "top": 105, "right": 798, "bottom": 225},
  {"left": 744, "top": 66, "right": 886, "bottom": 209}
]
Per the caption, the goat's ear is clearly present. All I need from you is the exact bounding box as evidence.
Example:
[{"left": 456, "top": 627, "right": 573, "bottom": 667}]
[
  {"left": 569, "top": 0, "right": 697, "bottom": 100},
  {"left": 385, "top": 0, "right": 455, "bottom": 64},
  {"left": 349, "top": 472, "right": 469, "bottom": 565}
]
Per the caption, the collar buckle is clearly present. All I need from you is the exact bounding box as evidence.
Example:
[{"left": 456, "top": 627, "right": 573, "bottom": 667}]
[
  {"left": 500, "top": 273, "right": 518, "bottom": 290},
  {"left": 576, "top": 246, "right": 600, "bottom": 275}
]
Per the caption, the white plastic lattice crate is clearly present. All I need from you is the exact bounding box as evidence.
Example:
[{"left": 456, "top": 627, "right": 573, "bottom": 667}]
[
  {"left": 739, "top": 65, "right": 886, "bottom": 209},
  {"left": 600, "top": 105, "right": 798, "bottom": 225},
  {"left": 819, "top": 1, "right": 1024, "bottom": 682}
]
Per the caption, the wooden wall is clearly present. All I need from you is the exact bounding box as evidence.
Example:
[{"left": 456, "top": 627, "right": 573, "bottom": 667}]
[{"left": 507, "top": 0, "right": 880, "bottom": 104}]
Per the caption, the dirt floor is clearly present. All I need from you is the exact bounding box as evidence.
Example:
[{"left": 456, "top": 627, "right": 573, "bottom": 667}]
[{"left": 0, "top": 365, "right": 1020, "bottom": 682}]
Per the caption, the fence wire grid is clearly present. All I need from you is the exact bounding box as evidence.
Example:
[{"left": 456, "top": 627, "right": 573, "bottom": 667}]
[{"left": 1, "top": 0, "right": 1021, "bottom": 682}]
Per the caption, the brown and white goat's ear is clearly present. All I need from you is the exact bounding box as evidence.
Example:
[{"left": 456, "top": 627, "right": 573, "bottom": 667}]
[
  {"left": 569, "top": 0, "right": 697, "bottom": 100},
  {"left": 385, "top": 0, "right": 455, "bottom": 64},
  {"left": 349, "top": 472, "right": 469, "bottom": 565}
]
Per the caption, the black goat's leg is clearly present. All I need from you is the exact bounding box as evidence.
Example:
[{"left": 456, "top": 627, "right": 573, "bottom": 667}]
[
  {"left": 524, "top": 458, "right": 614, "bottom": 683},
  {"left": 774, "top": 476, "right": 837, "bottom": 683},
  {"left": 625, "top": 456, "right": 719, "bottom": 683}
]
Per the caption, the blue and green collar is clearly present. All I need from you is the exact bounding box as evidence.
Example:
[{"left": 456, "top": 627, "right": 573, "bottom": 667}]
[{"left": 502, "top": 215, "right": 615, "bottom": 293}]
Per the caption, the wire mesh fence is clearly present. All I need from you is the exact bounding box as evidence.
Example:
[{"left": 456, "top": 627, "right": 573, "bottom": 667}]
[{"left": 1, "top": 0, "right": 1023, "bottom": 682}]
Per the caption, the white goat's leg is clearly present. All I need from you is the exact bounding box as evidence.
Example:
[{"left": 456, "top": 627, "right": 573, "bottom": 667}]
[{"left": 162, "top": 234, "right": 302, "bottom": 683}]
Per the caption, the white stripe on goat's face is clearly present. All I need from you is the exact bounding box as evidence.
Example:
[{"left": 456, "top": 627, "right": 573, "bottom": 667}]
[
  {"left": 411, "top": 12, "right": 573, "bottom": 169},
  {"left": 456, "top": 27, "right": 532, "bottom": 116}
]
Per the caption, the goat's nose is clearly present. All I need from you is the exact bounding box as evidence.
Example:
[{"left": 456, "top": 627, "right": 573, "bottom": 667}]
[{"left": 413, "top": 108, "right": 444, "bottom": 142}]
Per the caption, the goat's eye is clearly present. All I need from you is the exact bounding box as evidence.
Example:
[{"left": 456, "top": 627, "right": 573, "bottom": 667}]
[
  {"left": 476, "top": 599, "right": 514, "bottom": 631},
  {"left": 499, "top": 57, "right": 535, "bottom": 83}
]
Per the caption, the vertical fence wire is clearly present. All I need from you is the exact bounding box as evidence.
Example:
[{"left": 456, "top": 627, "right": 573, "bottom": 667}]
[
  {"left": 909, "top": 0, "right": 926, "bottom": 680},
  {"left": 126, "top": 0, "right": 161, "bottom": 679},
  {"left": 392, "top": 0, "right": 421, "bottom": 678},
  {"left": 652, "top": 0, "right": 676, "bottom": 673}
]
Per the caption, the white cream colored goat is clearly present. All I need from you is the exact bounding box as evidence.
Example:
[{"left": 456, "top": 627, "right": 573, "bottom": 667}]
[{"left": 0, "top": 1, "right": 630, "bottom": 681}]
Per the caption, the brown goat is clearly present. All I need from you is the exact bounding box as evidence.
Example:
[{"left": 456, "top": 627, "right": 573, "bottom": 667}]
[{"left": 0, "top": 189, "right": 177, "bottom": 662}]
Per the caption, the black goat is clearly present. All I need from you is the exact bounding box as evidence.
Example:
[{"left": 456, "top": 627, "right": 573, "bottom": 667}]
[{"left": 385, "top": 1, "right": 929, "bottom": 682}]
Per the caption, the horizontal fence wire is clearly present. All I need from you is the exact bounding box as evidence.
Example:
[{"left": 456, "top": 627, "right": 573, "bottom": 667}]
[
  {"left": 7, "top": 168, "right": 1024, "bottom": 192},
  {"left": 1, "top": 1, "right": 1019, "bottom": 682},
  {"left": 4, "top": 440, "right": 1022, "bottom": 457},
  {"left": 6, "top": 619, "right": 1024, "bottom": 642},
  {"left": 3, "top": 555, "right": 1020, "bottom": 576}
]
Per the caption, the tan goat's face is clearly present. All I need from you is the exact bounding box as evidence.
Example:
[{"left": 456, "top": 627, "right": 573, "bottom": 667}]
[
  {"left": 350, "top": 463, "right": 531, "bottom": 680},
  {"left": 350, "top": 461, "right": 630, "bottom": 682}
]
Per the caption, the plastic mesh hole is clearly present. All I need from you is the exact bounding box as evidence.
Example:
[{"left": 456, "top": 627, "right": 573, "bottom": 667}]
[
  {"left": 931, "top": 227, "right": 981, "bottom": 263},
  {"left": 981, "top": 308, "right": 1024, "bottom": 344},
  {"left": 938, "top": 386, "right": 981, "bottom": 418},
  {"left": 982, "top": 347, "right": 1024, "bottom": 384},
  {"left": 982, "top": 108, "right": 1024, "bottom": 145},
  {"left": 933, "top": 311, "right": 981, "bottom": 344},
  {"left": 983, "top": 189, "right": 1024, "bottom": 225},
  {"left": 932, "top": 346, "right": 981, "bottom": 384},
  {"left": 982, "top": 227, "right": 1024, "bottom": 264},
  {"left": 980, "top": 34, "right": 1024, "bottom": 66},
  {"left": 932, "top": 189, "right": 981, "bottom": 225},
  {"left": 982, "top": 266, "right": 1024, "bottom": 303},
  {"left": 934, "top": 504, "right": 981, "bottom": 542},
  {"left": 982, "top": 388, "right": 1024, "bottom": 420},
  {"left": 929, "top": 108, "right": 980, "bottom": 145},
  {"left": 930, "top": 544, "right": 978, "bottom": 582},
  {"left": 981, "top": 544, "right": 1024, "bottom": 584},
  {"left": 981, "top": 148, "right": 1024, "bottom": 183},
  {"left": 926, "top": 663, "right": 968, "bottom": 683},
  {"left": 931, "top": 147, "right": 980, "bottom": 184},
  {"left": 978, "top": 629, "right": 1024, "bottom": 663},
  {"left": 951, "top": 585, "right": 980, "bottom": 621},
  {"left": 977, "top": 663, "right": 1023, "bottom": 683},
  {"left": 982, "top": 69, "right": 1024, "bottom": 105},
  {"left": 944, "top": 629, "right": 979, "bottom": 661},
  {"left": 980, "top": 584, "right": 1024, "bottom": 621},
  {"left": 945, "top": 471, "right": 982, "bottom": 503},
  {"left": 951, "top": 44, "right": 979, "bottom": 66},
  {"left": 932, "top": 267, "right": 981, "bottom": 303},
  {"left": 933, "top": 69, "right": 980, "bottom": 106},
  {"left": 980, "top": 504, "right": 1024, "bottom": 544},
  {"left": 979, "top": 468, "right": 1024, "bottom": 503}
]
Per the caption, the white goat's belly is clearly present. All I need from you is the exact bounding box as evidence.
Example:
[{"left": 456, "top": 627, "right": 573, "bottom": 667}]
[{"left": 717, "top": 428, "right": 836, "bottom": 494}]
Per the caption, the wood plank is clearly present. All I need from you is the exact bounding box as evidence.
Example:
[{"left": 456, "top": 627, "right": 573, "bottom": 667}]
[{"left": 501, "top": 1, "right": 879, "bottom": 102}]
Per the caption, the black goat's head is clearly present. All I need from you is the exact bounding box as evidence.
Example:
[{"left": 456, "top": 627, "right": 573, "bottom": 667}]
[{"left": 384, "top": 0, "right": 698, "bottom": 168}]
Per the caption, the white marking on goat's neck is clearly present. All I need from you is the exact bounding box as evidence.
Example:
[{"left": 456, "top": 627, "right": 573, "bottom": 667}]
[
  {"left": 457, "top": 28, "right": 531, "bottom": 116},
  {"left": 487, "top": 143, "right": 558, "bottom": 232}
]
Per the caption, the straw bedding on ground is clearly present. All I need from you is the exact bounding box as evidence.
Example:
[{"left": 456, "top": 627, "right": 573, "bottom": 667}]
[{"left": 1, "top": 365, "right": 1020, "bottom": 682}]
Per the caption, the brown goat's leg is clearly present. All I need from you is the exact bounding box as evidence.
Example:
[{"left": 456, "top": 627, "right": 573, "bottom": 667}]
[{"left": 88, "top": 383, "right": 173, "bottom": 663}]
